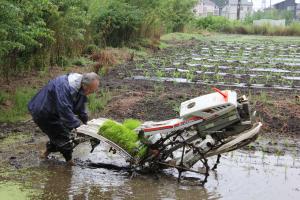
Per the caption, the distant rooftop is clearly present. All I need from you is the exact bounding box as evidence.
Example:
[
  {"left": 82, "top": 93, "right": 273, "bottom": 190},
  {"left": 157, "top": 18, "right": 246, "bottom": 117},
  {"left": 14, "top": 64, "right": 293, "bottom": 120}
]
[{"left": 211, "top": 0, "right": 252, "bottom": 7}]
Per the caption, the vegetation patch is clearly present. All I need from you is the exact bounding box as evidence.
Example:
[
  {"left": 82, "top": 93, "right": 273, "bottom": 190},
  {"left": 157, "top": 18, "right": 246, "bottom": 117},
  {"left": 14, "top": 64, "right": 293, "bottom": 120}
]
[
  {"left": 0, "top": 181, "right": 41, "bottom": 200},
  {"left": 194, "top": 14, "right": 300, "bottom": 36},
  {"left": 0, "top": 132, "right": 31, "bottom": 147},
  {"left": 0, "top": 88, "right": 36, "bottom": 123},
  {"left": 88, "top": 89, "right": 112, "bottom": 115}
]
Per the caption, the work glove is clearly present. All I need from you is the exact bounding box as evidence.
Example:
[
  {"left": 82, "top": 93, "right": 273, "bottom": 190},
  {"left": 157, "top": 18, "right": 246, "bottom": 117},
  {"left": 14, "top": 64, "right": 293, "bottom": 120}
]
[{"left": 78, "top": 114, "right": 88, "bottom": 125}]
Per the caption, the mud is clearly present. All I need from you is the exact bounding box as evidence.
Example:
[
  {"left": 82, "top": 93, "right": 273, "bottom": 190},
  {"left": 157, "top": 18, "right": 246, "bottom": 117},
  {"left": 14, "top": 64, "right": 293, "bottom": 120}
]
[{"left": 0, "top": 135, "right": 300, "bottom": 200}]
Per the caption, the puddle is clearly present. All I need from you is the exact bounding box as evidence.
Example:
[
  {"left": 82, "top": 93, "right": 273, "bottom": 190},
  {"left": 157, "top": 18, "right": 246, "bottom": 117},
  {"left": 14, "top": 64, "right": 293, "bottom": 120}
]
[
  {"left": 283, "top": 76, "right": 300, "bottom": 81},
  {"left": 192, "top": 58, "right": 205, "bottom": 61},
  {"left": 130, "top": 75, "right": 191, "bottom": 83},
  {"left": 1, "top": 141, "right": 299, "bottom": 200},
  {"left": 128, "top": 76, "right": 300, "bottom": 90},
  {"left": 250, "top": 68, "right": 291, "bottom": 73},
  {"left": 186, "top": 63, "right": 201, "bottom": 67}
]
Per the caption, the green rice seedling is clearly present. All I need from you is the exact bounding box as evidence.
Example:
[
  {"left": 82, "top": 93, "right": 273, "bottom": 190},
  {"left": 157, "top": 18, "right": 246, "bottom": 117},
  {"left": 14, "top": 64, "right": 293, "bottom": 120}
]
[
  {"left": 247, "top": 143, "right": 254, "bottom": 150},
  {"left": 99, "top": 120, "right": 138, "bottom": 154},
  {"left": 275, "top": 148, "right": 282, "bottom": 157},
  {"left": 123, "top": 119, "right": 141, "bottom": 130},
  {"left": 215, "top": 73, "right": 223, "bottom": 82},
  {"left": 156, "top": 69, "right": 164, "bottom": 78},
  {"left": 249, "top": 76, "right": 254, "bottom": 85},
  {"left": 262, "top": 149, "right": 265, "bottom": 161},
  {"left": 137, "top": 63, "right": 144, "bottom": 69},
  {"left": 283, "top": 138, "right": 290, "bottom": 148},
  {"left": 143, "top": 70, "right": 150, "bottom": 78},
  {"left": 186, "top": 71, "right": 195, "bottom": 81},
  {"left": 153, "top": 83, "right": 165, "bottom": 94},
  {"left": 172, "top": 70, "right": 180, "bottom": 78},
  {"left": 167, "top": 100, "right": 180, "bottom": 114},
  {"left": 265, "top": 74, "right": 272, "bottom": 86},
  {"left": 128, "top": 70, "right": 134, "bottom": 78},
  {"left": 150, "top": 62, "right": 157, "bottom": 70},
  {"left": 99, "top": 119, "right": 147, "bottom": 158}
]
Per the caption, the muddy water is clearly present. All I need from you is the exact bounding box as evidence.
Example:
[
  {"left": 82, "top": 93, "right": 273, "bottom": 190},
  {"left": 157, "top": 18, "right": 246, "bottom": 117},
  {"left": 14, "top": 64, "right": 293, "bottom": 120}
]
[{"left": 1, "top": 141, "right": 299, "bottom": 200}]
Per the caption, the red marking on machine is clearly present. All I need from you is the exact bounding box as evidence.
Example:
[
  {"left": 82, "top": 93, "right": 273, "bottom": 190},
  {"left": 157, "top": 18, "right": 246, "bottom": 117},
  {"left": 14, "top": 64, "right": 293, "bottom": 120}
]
[
  {"left": 212, "top": 87, "right": 228, "bottom": 102},
  {"left": 143, "top": 116, "right": 204, "bottom": 133}
]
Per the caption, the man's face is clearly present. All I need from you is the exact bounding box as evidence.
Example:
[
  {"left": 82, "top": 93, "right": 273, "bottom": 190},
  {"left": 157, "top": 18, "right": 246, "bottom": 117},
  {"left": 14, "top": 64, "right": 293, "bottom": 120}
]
[{"left": 84, "top": 80, "right": 99, "bottom": 96}]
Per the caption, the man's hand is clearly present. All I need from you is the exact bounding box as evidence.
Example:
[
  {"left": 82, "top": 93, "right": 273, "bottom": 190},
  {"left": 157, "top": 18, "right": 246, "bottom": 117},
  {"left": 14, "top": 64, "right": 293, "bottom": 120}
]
[{"left": 78, "top": 114, "right": 88, "bottom": 125}]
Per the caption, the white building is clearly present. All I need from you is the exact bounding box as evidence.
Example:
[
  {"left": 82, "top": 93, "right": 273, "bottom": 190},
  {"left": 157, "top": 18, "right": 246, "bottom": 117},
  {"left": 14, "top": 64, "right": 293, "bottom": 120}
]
[
  {"left": 194, "top": 0, "right": 253, "bottom": 20},
  {"left": 193, "top": 0, "right": 220, "bottom": 16},
  {"left": 222, "top": 0, "right": 253, "bottom": 20}
]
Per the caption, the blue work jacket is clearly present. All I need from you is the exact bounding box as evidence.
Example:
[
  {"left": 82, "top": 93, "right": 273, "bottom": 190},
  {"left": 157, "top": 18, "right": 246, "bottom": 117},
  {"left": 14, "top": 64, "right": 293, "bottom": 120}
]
[{"left": 28, "top": 74, "right": 88, "bottom": 129}]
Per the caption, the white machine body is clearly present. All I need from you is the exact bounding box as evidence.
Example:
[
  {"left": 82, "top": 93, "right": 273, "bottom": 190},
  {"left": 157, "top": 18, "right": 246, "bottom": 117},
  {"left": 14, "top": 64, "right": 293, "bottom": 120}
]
[
  {"left": 180, "top": 90, "right": 237, "bottom": 119},
  {"left": 138, "top": 90, "right": 238, "bottom": 139}
]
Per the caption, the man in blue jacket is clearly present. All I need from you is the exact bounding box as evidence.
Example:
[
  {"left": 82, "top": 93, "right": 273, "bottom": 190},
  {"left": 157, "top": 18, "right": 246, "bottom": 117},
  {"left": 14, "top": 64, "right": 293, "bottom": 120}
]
[{"left": 28, "top": 72, "right": 100, "bottom": 165}]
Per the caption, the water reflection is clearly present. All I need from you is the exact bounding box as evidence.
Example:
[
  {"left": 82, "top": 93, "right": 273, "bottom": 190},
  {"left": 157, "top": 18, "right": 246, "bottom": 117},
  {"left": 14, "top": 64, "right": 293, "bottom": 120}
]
[{"left": 4, "top": 142, "right": 298, "bottom": 200}]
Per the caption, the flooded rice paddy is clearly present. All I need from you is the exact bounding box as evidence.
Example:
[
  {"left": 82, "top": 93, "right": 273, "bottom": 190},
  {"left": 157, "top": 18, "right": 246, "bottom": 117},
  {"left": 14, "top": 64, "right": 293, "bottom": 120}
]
[
  {"left": 1, "top": 140, "right": 299, "bottom": 200},
  {"left": 128, "top": 38, "right": 300, "bottom": 90}
]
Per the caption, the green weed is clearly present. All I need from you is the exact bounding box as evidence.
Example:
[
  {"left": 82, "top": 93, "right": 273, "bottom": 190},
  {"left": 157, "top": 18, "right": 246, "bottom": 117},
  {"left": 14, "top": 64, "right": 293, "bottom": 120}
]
[
  {"left": 88, "top": 89, "right": 112, "bottom": 114},
  {"left": 0, "top": 88, "right": 36, "bottom": 123}
]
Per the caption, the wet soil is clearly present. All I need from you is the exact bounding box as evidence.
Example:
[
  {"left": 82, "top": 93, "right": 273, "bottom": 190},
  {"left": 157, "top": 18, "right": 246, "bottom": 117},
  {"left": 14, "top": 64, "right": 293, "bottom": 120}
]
[{"left": 1, "top": 134, "right": 299, "bottom": 199}]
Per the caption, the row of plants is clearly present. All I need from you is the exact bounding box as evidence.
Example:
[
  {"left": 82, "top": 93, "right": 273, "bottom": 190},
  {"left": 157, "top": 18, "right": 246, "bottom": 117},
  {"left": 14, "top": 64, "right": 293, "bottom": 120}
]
[
  {"left": 127, "top": 37, "right": 300, "bottom": 89},
  {"left": 134, "top": 65, "right": 299, "bottom": 87}
]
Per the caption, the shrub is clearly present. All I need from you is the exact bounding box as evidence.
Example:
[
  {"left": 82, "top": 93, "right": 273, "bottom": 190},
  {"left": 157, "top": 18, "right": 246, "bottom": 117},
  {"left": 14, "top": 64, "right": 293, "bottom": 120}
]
[
  {"left": 244, "top": 8, "right": 294, "bottom": 25},
  {"left": 91, "top": 49, "right": 117, "bottom": 74},
  {"left": 194, "top": 16, "right": 232, "bottom": 31},
  {"left": 90, "top": 1, "right": 142, "bottom": 47},
  {"left": 83, "top": 44, "right": 99, "bottom": 55},
  {"left": 71, "top": 57, "right": 94, "bottom": 67},
  {"left": 196, "top": 15, "right": 300, "bottom": 36},
  {"left": 56, "top": 56, "right": 71, "bottom": 67}
]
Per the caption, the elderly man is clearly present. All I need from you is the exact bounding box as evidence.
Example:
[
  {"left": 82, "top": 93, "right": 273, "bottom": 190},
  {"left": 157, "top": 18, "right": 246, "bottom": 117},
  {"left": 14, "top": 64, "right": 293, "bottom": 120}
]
[{"left": 28, "top": 72, "right": 100, "bottom": 165}]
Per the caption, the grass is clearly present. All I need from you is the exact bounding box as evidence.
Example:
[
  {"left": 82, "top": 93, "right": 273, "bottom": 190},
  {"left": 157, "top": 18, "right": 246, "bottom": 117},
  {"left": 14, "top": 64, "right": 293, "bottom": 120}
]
[
  {"left": 158, "top": 41, "right": 169, "bottom": 49},
  {"left": 98, "top": 119, "right": 147, "bottom": 158},
  {"left": 0, "top": 88, "right": 36, "bottom": 123},
  {"left": 161, "top": 32, "right": 300, "bottom": 44},
  {"left": 194, "top": 16, "right": 300, "bottom": 37},
  {"left": 88, "top": 89, "right": 112, "bottom": 114},
  {"left": 161, "top": 32, "right": 205, "bottom": 41},
  {"left": 0, "top": 181, "right": 41, "bottom": 200},
  {"left": 0, "top": 132, "right": 31, "bottom": 146},
  {"left": 224, "top": 23, "right": 300, "bottom": 37},
  {"left": 71, "top": 57, "right": 95, "bottom": 67},
  {"left": 250, "top": 91, "right": 270, "bottom": 105}
]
